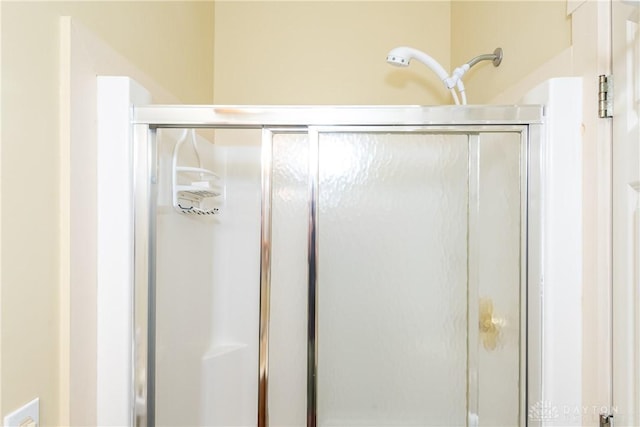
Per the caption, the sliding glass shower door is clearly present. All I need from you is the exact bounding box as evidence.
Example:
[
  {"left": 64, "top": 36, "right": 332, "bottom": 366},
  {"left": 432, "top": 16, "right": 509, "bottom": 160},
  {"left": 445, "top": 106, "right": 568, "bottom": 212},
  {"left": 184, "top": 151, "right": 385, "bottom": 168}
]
[
  {"left": 132, "top": 106, "right": 541, "bottom": 427},
  {"left": 269, "top": 128, "right": 525, "bottom": 426}
]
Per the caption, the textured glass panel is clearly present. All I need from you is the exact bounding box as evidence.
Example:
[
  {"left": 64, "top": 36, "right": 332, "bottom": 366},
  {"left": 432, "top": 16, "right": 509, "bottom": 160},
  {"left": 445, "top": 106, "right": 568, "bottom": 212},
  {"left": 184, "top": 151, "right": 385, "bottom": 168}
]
[
  {"left": 317, "top": 132, "right": 469, "bottom": 426},
  {"left": 269, "top": 133, "right": 309, "bottom": 426},
  {"left": 474, "top": 133, "right": 522, "bottom": 426}
]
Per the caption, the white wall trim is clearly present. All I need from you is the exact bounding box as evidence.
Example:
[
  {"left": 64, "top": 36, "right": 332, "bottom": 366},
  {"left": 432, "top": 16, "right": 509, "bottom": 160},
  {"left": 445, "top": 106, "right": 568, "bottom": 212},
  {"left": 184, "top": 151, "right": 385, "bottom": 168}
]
[
  {"left": 523, "top": 77, "right": 584, "bottom": 426},
  {"left": 493, "top": 3, "right": 614, "bottom": 422},
  {"left": 59, "top": 16, "right": 178, "bottom": 426},
  {"left": 97, "top": 77, "right": 151, "bottom": 426}
]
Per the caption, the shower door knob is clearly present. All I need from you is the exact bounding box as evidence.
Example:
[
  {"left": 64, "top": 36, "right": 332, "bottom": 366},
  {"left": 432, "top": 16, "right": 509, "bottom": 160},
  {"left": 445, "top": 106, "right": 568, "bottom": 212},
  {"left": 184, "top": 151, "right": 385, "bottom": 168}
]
[{"left": 479, "top": 298, "right": 502, "bottom": 351}]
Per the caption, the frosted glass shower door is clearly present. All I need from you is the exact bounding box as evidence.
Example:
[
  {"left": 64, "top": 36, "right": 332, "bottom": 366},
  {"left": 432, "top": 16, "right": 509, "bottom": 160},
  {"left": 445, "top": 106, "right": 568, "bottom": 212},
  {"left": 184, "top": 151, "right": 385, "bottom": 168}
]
[
  {"left": 309, "top": 129, "right": 524, "bottom": 427},
  {"left": 316, "top": 131, "right": 467, "bottom": 426}
]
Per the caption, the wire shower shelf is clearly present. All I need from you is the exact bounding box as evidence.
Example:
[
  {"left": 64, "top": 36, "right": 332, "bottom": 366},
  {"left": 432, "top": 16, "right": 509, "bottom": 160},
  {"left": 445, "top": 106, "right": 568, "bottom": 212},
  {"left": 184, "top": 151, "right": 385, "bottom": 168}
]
[{"left": 171, "top": 130, "right": 222, "bottom": 215}]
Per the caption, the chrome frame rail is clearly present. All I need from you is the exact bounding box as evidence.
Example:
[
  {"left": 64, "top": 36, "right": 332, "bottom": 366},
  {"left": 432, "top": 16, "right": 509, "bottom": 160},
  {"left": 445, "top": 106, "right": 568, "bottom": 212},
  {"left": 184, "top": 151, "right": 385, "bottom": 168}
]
[
  {"left": 147, "top": 129, "right": 158, "bottom": 427},
  {"left": 467, "top": 133, "right": 481, "bottom": 425},
  {"left": 307, "top": 129, "right": 320, "bottom": 427},
  {"left": 526, "top": 123, "right": 544, "bottom": 427},
  {"left": 132, "top": 123, "right": 156, "bottom": 427},
  {"left": 520, "top": 126, "right": 530, "bottom": 427},
  {"left": 133, "top": 105, "right": 543, "bottom": 128},
  {"left": 258, "top": 129, "right": 274, "bottom": 427}
]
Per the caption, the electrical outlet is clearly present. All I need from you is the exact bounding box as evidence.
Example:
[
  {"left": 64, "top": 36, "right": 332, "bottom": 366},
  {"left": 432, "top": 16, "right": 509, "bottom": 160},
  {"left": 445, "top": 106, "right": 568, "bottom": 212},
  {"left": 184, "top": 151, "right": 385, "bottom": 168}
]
[{"left": 3, "top": 398, "right": 39, "bottom": 427}]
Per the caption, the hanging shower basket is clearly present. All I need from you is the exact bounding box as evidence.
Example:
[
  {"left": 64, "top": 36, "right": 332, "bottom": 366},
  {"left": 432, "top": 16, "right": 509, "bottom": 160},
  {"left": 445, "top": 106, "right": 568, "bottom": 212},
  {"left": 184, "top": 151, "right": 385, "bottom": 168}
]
[{"left": 172, "top": 130, "right": 222, "bottom": 215}]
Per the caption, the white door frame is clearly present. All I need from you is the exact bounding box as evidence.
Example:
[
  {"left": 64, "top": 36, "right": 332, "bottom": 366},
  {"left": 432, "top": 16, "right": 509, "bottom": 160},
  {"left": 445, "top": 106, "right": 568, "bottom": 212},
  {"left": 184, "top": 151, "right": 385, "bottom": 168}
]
[{"left": 612, "top": 0, "right": 640, "bottom": 425}]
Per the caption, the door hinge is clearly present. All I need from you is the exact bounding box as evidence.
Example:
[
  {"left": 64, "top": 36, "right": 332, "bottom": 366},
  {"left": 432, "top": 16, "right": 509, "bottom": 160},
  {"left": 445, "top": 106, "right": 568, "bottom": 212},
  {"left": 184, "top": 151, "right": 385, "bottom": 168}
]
[
  {"left": 600, "top": 413, "right": 614, "bottom": 427},
  {"left": 599, "top": 74, "right": 613, "bottom": 118}
]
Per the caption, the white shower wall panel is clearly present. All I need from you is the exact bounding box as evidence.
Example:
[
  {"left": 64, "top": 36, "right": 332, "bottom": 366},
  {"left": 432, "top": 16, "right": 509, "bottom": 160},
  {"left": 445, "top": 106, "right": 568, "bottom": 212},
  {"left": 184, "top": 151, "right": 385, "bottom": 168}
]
[
  {"left": 202, "top": 138, "right": 262, "bottom": 426},
  {"left": 155, "top": 129, "right": 262, "bottom": 426},
  {"left": 155, "top": 129, "right": 216, "bottom": 425}
]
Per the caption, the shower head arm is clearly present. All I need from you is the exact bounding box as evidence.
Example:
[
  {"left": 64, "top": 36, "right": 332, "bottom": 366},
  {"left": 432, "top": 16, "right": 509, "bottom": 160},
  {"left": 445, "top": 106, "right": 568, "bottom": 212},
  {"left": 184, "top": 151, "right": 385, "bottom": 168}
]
[
  {"left": 466, "top": 47, "right": 503, "bottom": 68},
  {"left": 447, "top": 47, "right": 503, "bottom": 92}
]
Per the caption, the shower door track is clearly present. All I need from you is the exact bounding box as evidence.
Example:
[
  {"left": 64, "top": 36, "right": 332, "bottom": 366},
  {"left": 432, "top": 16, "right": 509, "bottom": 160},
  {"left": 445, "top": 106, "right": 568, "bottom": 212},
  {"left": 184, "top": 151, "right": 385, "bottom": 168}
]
[{"left": 131, "top": 105, "right": 544, "bottom": 427}]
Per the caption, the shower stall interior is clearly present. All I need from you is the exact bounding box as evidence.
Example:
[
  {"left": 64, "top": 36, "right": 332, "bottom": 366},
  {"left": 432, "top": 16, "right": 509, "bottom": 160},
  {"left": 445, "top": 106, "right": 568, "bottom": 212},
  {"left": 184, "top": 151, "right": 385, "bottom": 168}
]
[{"left": 128, "top": 104, "right": 544, "bottom": 427}]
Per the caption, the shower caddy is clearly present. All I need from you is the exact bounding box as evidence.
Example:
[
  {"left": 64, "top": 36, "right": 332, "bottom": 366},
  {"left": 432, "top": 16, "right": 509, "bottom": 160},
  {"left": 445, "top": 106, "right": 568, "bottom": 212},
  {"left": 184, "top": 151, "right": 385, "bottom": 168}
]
[{"left": 171, "top": 129, "right": 222, "bottom": 215}]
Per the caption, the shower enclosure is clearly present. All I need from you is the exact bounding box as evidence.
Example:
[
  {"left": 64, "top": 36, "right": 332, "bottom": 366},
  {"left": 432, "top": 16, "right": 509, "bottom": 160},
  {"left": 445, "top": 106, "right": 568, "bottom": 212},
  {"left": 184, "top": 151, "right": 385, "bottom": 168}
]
[{"left": 131, "top": 105, "right": 544, "bottom": 427}]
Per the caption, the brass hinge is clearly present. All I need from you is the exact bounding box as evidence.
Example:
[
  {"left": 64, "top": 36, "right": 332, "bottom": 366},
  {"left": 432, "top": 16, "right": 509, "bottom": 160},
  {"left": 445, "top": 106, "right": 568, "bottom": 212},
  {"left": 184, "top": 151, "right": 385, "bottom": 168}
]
[
  {"left": 599, "top": 75, "right": 613, "bottom": 118},
  {"left": 600, "top": 413, "right": 614, "bottom": 427}
]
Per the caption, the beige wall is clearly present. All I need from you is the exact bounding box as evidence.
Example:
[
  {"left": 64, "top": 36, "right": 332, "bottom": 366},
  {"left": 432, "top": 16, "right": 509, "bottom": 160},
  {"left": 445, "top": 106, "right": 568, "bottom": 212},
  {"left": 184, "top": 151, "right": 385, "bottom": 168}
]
[
  {"left": 1, "top": 1, "right": 214, "bottom": 425},
  {"left": 451, "top": 0, "right": 572, "bottom": 104},
  {"left": 214, "top": 1, "right": 451, "bottom": 105},
  {"left": 214, "top": 1, "right": 571, "bottom": 106},
  {"left": 61, "top": 2, "right": 215, "bottom": 104}
]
